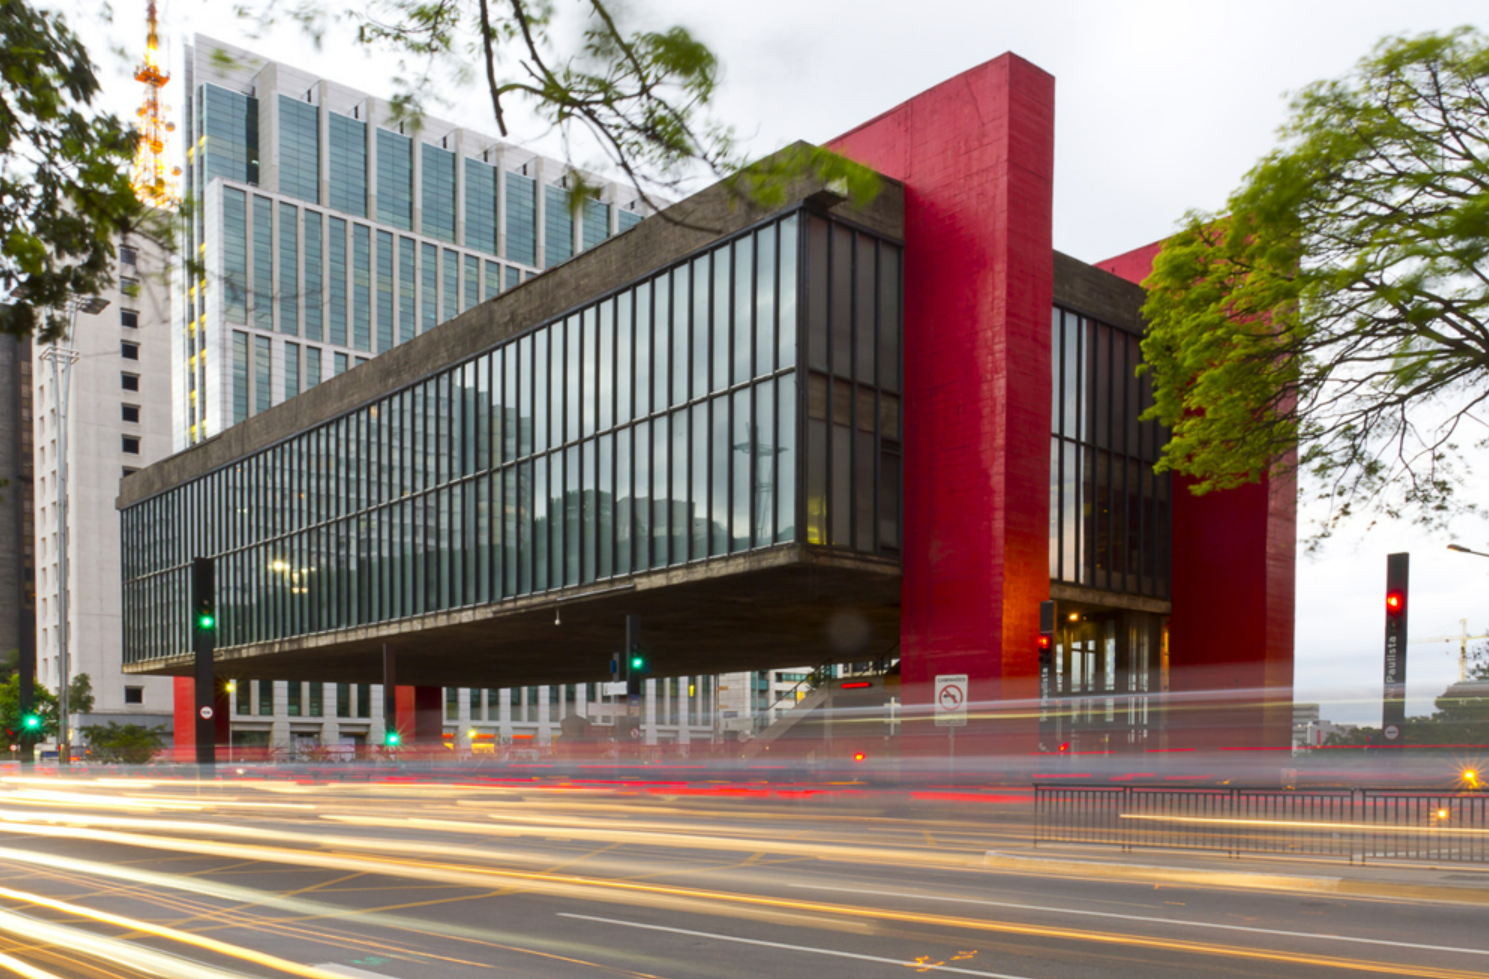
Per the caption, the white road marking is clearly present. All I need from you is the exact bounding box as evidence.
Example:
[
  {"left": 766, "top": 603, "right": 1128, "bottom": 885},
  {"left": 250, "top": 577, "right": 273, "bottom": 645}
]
[
  {"left": 789, "top": 882, "right": 1489, "bottom": 957},
  {"left": 312, "top": 966, "right": 400, "bottom": 979},
  {"left": 557, "top": 912, "right": 1038, "bottom": 978}
]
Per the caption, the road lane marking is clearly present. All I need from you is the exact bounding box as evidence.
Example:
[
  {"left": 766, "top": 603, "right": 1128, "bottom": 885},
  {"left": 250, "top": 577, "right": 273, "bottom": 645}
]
[
  {"left": 788, "top": 883, "right": 1489, "bottom": 957},
  {"left": 557, "top": 913, "right": 1037, "bottom": 979},
  {"left": 313, "top": 966, "right": 400, "bottom": 979}
]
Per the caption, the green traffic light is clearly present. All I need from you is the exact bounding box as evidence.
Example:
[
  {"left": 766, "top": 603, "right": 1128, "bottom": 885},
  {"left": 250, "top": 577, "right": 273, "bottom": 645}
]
[
  {"left": 384, "top": 731, "right": 401, "bottom": 746},
  {"left": 198, "top": 612, "right": 215, "bottom": 630},
  {"left": 22, "top": 715, "right": 40, "bottom": 730},
  {"left": 630, "top": 655, "right": 644, "bottom": 670}
]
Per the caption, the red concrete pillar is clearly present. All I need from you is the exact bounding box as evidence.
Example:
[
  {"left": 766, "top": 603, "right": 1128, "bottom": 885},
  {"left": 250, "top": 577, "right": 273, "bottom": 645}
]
[
  {"left": 1098, "top": 242, "right": 1296, "bottom": 751},
  {"left": 171, "top": 676, "right": 232, "bottom": 763},
  {"left": 829, "top": 54, "right": 1056, "bottom": 755}
]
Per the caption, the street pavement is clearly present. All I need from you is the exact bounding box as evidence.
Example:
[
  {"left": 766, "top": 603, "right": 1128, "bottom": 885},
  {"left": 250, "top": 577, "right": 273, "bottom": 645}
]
[{"left": 0, "top": 772, "right": 1485, "bottom": 978}]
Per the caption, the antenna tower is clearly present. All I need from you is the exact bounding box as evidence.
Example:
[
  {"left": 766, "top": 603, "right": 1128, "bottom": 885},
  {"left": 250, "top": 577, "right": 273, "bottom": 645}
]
[{"left": 132, "top": 1, "right": 180, "bottom": 208}]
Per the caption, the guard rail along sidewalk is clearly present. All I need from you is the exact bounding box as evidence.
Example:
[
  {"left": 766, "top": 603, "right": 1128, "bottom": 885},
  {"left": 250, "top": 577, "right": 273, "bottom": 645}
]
[{"left": 1035, "top": 786, "right": 1489, "bottom": 864}]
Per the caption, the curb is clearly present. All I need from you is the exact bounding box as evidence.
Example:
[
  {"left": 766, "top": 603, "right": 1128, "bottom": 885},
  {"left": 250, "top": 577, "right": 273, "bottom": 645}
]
[{"left": 982, "top": 850, "right": 1489, "bottom": 905}]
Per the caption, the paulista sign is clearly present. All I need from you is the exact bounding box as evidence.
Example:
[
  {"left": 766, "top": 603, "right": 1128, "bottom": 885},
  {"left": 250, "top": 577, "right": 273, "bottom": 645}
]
[{"left": 1381, "top": 552, "right": 1409, "bottom": 743}]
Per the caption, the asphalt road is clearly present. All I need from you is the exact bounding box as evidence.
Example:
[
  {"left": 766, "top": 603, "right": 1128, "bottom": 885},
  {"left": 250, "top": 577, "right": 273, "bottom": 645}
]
[{"left": 0, "top": 773, "right": 1485, "bottom": 979}]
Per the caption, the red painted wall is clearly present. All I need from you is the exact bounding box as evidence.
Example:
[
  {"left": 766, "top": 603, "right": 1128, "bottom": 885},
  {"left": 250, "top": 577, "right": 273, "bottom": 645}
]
[
  {"left": 1098, "top": 247, "right": 1296, "bottom": 749},
  {"left": 170, "top": 675, "right": 230, "bottom": 762},
  {"left": 829, "top": 55, "right": 1056, "bottom": 744}
]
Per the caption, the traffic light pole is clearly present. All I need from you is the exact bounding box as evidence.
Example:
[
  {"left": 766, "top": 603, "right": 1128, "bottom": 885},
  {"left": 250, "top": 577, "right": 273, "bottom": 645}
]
[
  {"left": 192, "top": 557, "right": 217, "bottom": 769},
  {"left": 1381, "top": 552, "right": 1409, "bottom": 747}
]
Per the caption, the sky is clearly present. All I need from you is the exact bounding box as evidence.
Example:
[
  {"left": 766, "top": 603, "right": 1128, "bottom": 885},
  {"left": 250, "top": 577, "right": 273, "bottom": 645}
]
[{"left": 68, "top": 0, "right": 1489, "bottom": 724}]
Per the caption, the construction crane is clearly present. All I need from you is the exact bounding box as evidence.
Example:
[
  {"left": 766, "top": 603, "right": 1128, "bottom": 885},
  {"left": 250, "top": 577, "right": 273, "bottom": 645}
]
[
  {"left": 131, "top": 0, "right": 180, "bottom": 209},
  {"left": 1410, "top": 619, "right": 1488, "bottom": 682}
]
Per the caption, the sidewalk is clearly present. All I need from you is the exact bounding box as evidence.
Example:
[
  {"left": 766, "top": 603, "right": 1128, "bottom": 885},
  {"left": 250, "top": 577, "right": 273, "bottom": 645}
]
[{"left": 983, "top": 841, "right": 1489, "bottom": 905}]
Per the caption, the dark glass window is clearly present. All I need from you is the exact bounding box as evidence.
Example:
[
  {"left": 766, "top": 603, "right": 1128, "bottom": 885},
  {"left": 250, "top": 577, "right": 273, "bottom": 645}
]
[
  {"left": 464, "top": 158, "right": 498, "bottom": 255},
  {"left": 122, "top": 403, "right": 140, "bottom": 423},
  {"left": 1048, "top": 306, "right": 1170, "bottom": 598},
  {"left": 544, "top": 184, "right": 574, "bottom": 267},
  {"left": 121, "top": 341, "right": 139, "bottom": 360},
  {"left": 124, "top": 686, "right": 143, "bottom": 704},
  {"left": 421, "top": 143, "right": 457, "bottom": 242},
  {"left": 121, "top": 372, "right": 139, "bottom": 392},
  {"left": 122, "top": 435, "right": 140, "bottom": 454},
  {"left": 505, "top": 172, "right": 537, "bottom": 266},
  {"left": 121, "top": 308, "right": 139, "bottom": 329},
  {"left": 375, "top": 128, "right": 413, "bottom": 230}
]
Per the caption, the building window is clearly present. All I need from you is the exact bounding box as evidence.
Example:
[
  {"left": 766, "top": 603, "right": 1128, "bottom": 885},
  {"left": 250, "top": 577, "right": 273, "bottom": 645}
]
[
  {"left": 120, "top": 276, "right": 140, "bottom": 298},
  {"left": 121, "top": 372, "right": 139, "bottom": 392},
  {"left": 121, "top": 435, "right": 140, "bottom": 454},
  {"left": 122, "top": 404, "right": 140, "bottom": 423},
  {"left": 122, "top": 467, "right": 139, "bottom": 478},
  {"left": 123, "top": 686, "right": 143, "bottom": 705},
  {"left": 120, "top": 308, "right": 139, "bottom": 329},
  {"left": 121, "top": 340, "right": 140, "bottom": 360},
  {"left": 118, "top": 245, "right": 138, "bottom": 267}
]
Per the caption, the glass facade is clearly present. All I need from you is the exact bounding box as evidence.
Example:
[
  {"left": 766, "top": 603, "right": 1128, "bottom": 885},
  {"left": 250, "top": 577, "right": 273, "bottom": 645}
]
[
  {"left": 252, "top": 196, "right": 273, "bottom": 331},
  {"left": 278, "top": 201, "right": 298, "bottom": 334},
  {"left": 544, "top": 184, "right": 574, "bottom": 267},
  {"left": 582, "top": 199, "right": 610, "bottom": 250},
  {"left": 506, "top": 174, "right": 537, "bottom": 266},
  {"left": 421, "top": 144, "right": 457, "bottom": 242},
  {"left": 464, "top": 158, "right": 498, "bottom": 255},
  {"left": 375, "top": 129, "right": 413, "bottom": 230},
  {"left": 125, "top": 210, "right": 901, "bottom": 665},
  {"left": 200, "top": 84, "right": 258, "bottom": 187},
  {"left": 1048, "top": 306, "right": 1170, "bottom": 598},
  {"left": 328, "top": 113, "right": 367, "bottom": 217},
  {"left": 278, "top": 96, "right": 320, "bottom": 204}
]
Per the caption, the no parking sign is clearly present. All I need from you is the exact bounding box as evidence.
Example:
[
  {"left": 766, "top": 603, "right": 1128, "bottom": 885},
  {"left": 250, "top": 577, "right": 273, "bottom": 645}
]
[{"left": 934, "top": 674, "right": 968, "bottom": 727}]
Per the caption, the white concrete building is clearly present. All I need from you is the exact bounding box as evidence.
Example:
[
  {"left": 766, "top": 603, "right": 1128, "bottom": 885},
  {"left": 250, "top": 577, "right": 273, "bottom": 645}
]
[{"left": 33, "top": 232, "right": 176, "bottom": 736}]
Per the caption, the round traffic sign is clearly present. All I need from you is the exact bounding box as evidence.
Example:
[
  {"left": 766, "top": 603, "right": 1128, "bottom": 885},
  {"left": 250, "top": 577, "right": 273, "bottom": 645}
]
[
  {"left": 1384, "top": 724, "right": 1400, "bottom": 741},
  {"left": 629, "top": 726, "right": 641, "bottom": 740},
  {"left": 199, "top": 706, "right": 214, "bottom": 720},
  {"left": 938, "top": 685, "right": 964, "bottom": 710}
]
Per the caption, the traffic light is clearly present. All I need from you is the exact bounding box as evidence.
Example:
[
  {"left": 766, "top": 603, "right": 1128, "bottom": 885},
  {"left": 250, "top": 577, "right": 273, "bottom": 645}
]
[
  {"left": 1381, "top": 552, "right": 1409, "bottom": 744},
  {"left": 624, "top": 614, "right": 646, "bottom": 699},
  {"left": 21, "top": 714, "right": 40, "bottom": 732},
  {"left": 384, "top": 730, "right": 401, "bottom": 747},
  {"left": 192, "top": 558, "right": 216, "bottom": 634}
]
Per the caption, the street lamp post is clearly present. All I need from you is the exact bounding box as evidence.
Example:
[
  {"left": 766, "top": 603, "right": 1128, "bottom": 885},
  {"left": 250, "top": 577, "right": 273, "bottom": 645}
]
[{"left": 39, "top": 295, "right": 109, "bottom": 765}]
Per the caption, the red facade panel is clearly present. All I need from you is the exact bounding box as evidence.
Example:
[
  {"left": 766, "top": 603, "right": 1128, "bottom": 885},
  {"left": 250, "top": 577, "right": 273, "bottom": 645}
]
[{"left": 829, "top": 55, "right": 1056, "bottom": 732}]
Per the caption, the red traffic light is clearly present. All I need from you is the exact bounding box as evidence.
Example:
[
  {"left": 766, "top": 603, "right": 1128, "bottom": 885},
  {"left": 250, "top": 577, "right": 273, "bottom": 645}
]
[
  {"left": 1386, "top": 590, "right": 1405, "bottom": 613},
  {"left": 1037, "top": 634, "right": 1052, "bottom": 650}
]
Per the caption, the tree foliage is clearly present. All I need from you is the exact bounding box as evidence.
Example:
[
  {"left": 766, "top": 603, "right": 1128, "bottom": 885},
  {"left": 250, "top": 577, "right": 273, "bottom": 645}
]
[
  {"left": 79, "top": 721, "right": 166, "bottom": 764},
  {"left": 0, "top": 672, "right": 94, "bottom": 739},
  {"left": 0, "top": 0, "right": 145, "bottom": 340},
  {"left": 238, "top": 0, "right": 875, "bottom": 217},
  {"left": 1140, "top": 29, "right": 1489, "bottom": 540}
]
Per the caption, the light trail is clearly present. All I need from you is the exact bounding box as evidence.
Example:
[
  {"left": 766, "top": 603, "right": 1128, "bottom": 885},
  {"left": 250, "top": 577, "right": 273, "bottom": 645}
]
[
  {"left": 0, "top": 815, "right": 1477, "bottom": 977},
  {"left": 0, "top": 883, "right": 352, "bottom": 978}
]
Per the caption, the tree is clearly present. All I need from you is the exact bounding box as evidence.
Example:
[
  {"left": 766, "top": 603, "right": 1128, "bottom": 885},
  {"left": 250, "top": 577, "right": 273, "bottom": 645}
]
[
  {"left": 79, "top": 722, "right": 165, "bottom": 764},
  {"left": 1139, "top": 29, "right": 1489, "bottom": 541},
  {"left": 0, "top": 0, "right": 146, "bottom": 341},
  {"left": 0, "top": 672, "right": 92, "bottom": 739},
  {"left": 237, "top": 0, "right": 874, "bottom": 219}
]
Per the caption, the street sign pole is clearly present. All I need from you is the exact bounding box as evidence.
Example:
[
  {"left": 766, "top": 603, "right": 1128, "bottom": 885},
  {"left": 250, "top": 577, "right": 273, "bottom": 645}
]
[{"left": 934, "top": 674, "right": 968, "bottom": 775}]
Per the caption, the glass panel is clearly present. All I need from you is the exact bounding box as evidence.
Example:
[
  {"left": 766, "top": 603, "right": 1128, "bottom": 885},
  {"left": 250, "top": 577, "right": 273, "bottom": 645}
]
[
  {"left": 776, "top": 372, "right": 796, "bottom": 543},
  {"left": 779, "top": 215, "right": 798, "bottom": 370},
  {"left": 730, "top": 387, "right": 750, "bottom": 552}
]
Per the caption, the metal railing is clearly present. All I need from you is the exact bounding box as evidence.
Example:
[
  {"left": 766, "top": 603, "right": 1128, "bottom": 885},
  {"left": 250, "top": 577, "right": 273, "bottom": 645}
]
[{"left": 1035, "top": 786, "right": 1489, "bottom": 863}]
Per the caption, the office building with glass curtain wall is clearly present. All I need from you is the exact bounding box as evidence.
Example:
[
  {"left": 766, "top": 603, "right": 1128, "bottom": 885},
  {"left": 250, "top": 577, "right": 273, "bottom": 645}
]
[{"left": 177, "top": 35, "right": 649, "bottom": 453}]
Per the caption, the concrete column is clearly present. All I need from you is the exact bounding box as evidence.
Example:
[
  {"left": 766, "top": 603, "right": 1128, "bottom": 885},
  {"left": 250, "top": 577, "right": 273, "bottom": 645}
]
[
  {"left": 494, "top": 146, "right": 508, "bottom": 261},
  {"left": 453, "top": 130, "right": 467, "bottom": 249},
  {"left": 316, "top": 81, "right": 332, "bottom": 207},
  {"left": 319, "top": 683, "right": 340, "bottom": 745},
  {"left": 365, "top": 97, "right": 380, "bottom": 221},
  {"left": 677, "top": 677, "right": 690, "bottom": 746},
  {"left": 255, "top": 64, "right": 280, "bottom": 192},
  {"left": 410, "top": 134, "right": 423, "bottom": 235},
  {"left": 269, "top": 681, "right": 290, "bottom": 750},
  {"left": 370, "top": 683, "right": 387, "bottom": 744},
  {"left": 643, "top": 678, "right": 657, "bottom": 746},
  {"left": 536, "top": 685, "right": 551, "bottom": 746},
  {"left": 532, "top": 157, "right": 547, "bottom": 269}
]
